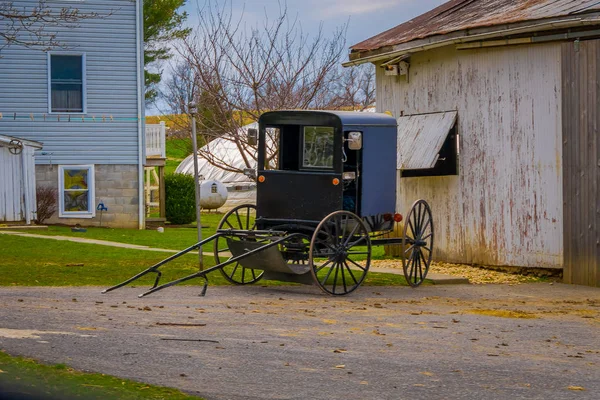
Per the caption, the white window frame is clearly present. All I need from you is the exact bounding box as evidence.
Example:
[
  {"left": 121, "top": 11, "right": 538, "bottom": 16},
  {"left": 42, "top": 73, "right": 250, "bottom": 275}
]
[
  {"left": 58, "top": 165, "right": 95, "bottom": 218},
  {"left": 48, "top": 52, "right": 87, "bottom": 114}
]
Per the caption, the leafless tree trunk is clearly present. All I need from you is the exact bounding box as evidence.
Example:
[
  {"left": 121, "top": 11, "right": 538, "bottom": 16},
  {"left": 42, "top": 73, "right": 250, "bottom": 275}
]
[
  {"left": 0, "top": 1, "right": 105, "bottom": 53},
  {"left": 160, "top": 0, "right": 374, "bottom": 175}
]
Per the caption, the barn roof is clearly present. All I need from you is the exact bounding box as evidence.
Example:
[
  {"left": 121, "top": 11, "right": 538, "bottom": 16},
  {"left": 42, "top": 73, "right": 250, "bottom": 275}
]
[{"left": 348, "top": 0, "right": 600, "bottom": 64}]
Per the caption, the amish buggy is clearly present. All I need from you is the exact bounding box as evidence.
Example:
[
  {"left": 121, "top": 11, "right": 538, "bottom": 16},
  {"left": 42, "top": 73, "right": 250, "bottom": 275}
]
[{"left": 103, "top": 111, "right": 434, "bottom": 297}]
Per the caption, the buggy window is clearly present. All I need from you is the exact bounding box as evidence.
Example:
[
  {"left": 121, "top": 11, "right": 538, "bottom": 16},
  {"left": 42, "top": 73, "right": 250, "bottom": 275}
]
[{"left": 302, "top": 126, "right": 334, "bottom": 169}]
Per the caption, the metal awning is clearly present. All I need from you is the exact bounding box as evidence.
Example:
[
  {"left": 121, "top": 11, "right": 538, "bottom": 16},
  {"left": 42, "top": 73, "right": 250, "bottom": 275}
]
[{"left": 397, "top": 111, "right": 457, "bottom": 170}]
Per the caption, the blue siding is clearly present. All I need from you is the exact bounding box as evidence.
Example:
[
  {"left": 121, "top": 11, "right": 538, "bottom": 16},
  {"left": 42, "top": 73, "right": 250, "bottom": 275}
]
[
  {"left": 360, "top": 126, "right": 397, "bottom": 216},
  {"left": 0, "top": 0, "right": 141, "bottom": 165}
]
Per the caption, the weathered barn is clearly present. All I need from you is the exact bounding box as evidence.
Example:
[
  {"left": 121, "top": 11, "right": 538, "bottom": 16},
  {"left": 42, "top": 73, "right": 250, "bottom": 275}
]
[{"left": 346, "top": 0, "right": 600, "bottom": 286}]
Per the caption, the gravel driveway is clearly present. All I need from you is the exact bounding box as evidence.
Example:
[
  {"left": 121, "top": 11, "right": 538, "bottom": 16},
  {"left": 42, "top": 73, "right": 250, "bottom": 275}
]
[{"left": 0, "top": 283, "right": 599, "bottom": 400}]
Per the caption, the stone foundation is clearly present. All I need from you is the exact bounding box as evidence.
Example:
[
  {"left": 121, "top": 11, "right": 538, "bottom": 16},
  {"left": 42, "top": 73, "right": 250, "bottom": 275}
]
[{"left": 36, "top": 164, "right": 141, "bottom": 229}]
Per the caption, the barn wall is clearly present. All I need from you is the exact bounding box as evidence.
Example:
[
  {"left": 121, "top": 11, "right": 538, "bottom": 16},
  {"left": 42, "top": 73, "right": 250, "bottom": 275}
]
[
  {"left": 378, "top": 43, "right": 563, "bottom": 268},
  {"left": 562, "top": 39, "right": 600, "bottom": 287}
]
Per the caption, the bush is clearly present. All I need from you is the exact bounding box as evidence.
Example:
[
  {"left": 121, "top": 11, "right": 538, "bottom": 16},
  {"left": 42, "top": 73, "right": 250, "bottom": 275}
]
[
  {"left": 165, "top": 173, "right": 196, "bottom": 225},
  {"left": 36, "top": 186, "right": 58, "bottom": 224}
]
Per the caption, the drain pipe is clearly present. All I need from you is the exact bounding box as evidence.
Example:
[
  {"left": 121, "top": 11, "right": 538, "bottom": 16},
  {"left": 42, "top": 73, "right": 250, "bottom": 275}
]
[{"left": 135, "top": 0, "right": 145, "bottom": 229}]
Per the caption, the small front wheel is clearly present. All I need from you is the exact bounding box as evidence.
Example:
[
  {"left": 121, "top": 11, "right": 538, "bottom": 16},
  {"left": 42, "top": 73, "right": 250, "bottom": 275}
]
[{"left": 309, "top": 211, "right": 371, "bottom": 295}]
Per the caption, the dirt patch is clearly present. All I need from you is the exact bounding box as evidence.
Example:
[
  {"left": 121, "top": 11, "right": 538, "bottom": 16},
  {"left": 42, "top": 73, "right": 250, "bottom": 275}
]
[
  {"left": 465, "top": 309, "right": 538, "bottom": 319},
  {"left": 371, "top": 259, "right": 558, "bottom": 285}
]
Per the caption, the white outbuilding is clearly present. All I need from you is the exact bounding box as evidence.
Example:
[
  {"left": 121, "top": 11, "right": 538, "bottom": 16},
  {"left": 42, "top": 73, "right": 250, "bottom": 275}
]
[
  {"left": 0, "top": 135, "right": 43, "bottom": 224},
  {"left": 176, "top": 123, "right": 258, "bottom": 210}
]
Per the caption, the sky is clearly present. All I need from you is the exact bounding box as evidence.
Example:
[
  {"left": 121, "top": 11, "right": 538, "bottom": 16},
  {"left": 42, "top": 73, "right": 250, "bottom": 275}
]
[
  {"left": 149, "top": 0, "right": 445, "bottom": 114},
  {"left": 182, "top": 0, "right": 445, "bottom": 48}
]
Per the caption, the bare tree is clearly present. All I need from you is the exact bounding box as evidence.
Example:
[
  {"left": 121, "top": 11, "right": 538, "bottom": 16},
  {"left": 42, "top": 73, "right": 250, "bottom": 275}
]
[
  {"left": 160, "top": 1, "right": 376, "bottom": 176},
  {"left": 335, "top": 64, "right": 376, "bottom": 111},
  {"left": 159, "top": 1, "right": 347, "bottom": 174},
  {"left": 0, "top": 1, "right": 103, "bottom": 53}
]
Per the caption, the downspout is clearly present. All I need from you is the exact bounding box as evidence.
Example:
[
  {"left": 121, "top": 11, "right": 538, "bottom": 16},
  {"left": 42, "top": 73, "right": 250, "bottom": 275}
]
[
  {"left": 20, "top": 148, "right": 30, "bottom": 224},
  {"left": 136, "top": 0, "right": 145, "bottom": 229}
]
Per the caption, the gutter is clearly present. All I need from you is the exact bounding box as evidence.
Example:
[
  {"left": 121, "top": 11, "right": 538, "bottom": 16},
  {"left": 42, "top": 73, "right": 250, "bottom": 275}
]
[
  {"left": 136, "top": 0, "right": 145, "bottom": 229},
  {"left": 343, "top": 16, "right": 600, "bottom": 66}
]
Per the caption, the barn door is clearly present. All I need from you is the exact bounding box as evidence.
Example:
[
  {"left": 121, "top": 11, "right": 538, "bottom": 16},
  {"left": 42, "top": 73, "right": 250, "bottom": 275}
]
[{"left": 561, "top": 39, "right": 600, "bottom": 287}]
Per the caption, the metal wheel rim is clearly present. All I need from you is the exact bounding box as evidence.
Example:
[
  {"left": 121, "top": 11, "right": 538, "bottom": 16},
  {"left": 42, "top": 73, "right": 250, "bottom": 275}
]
[
  {"left": 214, "top": 204, "right": 264, "bottom": 284},
  {"left": 402, "top": 200, "right": 434, "bottom": 287},
  {"left": 309, "top": 211, "right": 371, "bottom": 295}
]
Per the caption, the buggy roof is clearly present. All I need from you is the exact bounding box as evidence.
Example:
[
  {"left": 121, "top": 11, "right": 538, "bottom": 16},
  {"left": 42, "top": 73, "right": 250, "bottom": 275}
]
[{"left": 259, "top": 110, "right": 397, "bottom": 128}]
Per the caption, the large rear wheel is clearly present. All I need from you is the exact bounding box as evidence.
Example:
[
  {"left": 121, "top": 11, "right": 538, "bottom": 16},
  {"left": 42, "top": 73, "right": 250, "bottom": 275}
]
[
  {"left": 401, "top": 199, "right": 434, "bottom": 287},
  {"left": 214, "top": 204, "right": 264, "bottom": 284}
]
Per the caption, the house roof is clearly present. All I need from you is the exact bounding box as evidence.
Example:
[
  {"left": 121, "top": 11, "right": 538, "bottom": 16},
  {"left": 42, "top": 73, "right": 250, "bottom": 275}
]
[
  {"left": 0, "top": 134, "right": 43, "bottom": 149},
  {"left": 349, "top": 0, "right": 600, "bottom": 61}
]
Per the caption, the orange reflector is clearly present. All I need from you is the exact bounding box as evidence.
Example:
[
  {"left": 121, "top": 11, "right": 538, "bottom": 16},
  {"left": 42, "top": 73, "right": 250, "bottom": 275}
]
[
  {"left": 332, "top": 178, "right": 340, "bottom": 186},
  {"left": 258, "top": 175, "right": 266, "bottom": 183},
  {"left": 394, "top": 213, "right": 403, "bottom": 222}
]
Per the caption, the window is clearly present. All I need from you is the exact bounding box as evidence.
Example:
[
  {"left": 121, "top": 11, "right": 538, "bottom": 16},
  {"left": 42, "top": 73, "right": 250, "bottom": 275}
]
[
  {"left": 401, "top": 126, "right": 459, "bottom": 178},
  {"left": 49, "top": 54, "right": 85, "bottom": 113},
  {"left": 302, "top": 126, "right": 334, "bottom": 169},
  {"left": 58, "top": 165, "right": 95, "bottom": 217}
]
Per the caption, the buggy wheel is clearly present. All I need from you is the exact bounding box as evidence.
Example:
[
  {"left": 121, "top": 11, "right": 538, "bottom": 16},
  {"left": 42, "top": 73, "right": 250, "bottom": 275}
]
[
  {"left": 279, "top": 234, "right": 311, "bottom": 266},
  {"left": 309, "top": 211, "right": 371, "bottom": 295},
  {"left": 402, "top": 199, "right": 434, "bottom": 287},
  {"left": 214, "top": 204, "right": 264, "bottom": 285}
]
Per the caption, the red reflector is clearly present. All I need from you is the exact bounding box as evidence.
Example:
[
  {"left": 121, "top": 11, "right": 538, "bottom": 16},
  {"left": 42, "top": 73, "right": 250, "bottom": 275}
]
[
  {"left": 394, "top": 213, "right": 403, "bottom": 222},
  {"left": 383, "top": 213, "right": 393, "bottom": 222}
]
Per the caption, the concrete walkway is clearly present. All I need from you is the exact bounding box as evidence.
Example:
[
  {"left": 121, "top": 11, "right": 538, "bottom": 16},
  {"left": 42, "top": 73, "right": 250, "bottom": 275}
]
[{"left": 0, "top": 230, "right": 467, "bottom": 283}]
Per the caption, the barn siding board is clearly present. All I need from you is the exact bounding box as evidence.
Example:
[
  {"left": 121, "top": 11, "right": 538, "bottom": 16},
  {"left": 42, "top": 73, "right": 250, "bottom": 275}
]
[
  {"left": 379, "top": 43, "right": 563, "bottom": 268},
  {"left": 0, "top": 0, "right": 140, "bottom": 166},
  {"left": 562, "top": 40, "right": 600, "bottom": 287}
]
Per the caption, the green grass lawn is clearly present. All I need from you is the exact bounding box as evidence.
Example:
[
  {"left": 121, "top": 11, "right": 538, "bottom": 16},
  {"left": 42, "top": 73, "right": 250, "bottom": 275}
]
[
  {"left": 165, "top": 138, "right": 192, "bottom": 175},
  {"left": 17, "top": 212, "right": 225, "bottom": 250},
  {"left": 0, "top": 234, "right": 410, "bottom": 287},
  {"left": 0, "top": 351, "right": 202, "bottom": 400}
]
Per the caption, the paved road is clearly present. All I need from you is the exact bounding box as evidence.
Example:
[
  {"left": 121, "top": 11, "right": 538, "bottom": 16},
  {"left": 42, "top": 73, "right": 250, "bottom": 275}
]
[{"left": 0, "top": 283, "right": 598, "bottom": 400}]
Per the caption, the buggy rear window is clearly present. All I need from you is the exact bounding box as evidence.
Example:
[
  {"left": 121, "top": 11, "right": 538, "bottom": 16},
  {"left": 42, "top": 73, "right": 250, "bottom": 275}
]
[{"left": 302, "top": 126, "right": 334, "bottom": 169}]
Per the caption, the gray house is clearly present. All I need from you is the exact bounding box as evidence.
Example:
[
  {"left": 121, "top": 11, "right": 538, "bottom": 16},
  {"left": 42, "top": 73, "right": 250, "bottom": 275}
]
[
  {"left": 0, "top": 0, "right": 145, "bottom": 229},
  {"left": 346, "top": 0, "right": 600, "bottom": 287}
]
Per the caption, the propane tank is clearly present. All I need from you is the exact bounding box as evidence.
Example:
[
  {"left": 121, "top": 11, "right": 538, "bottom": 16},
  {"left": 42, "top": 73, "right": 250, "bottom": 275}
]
[{"left": 199, "top": 180, "right": 228, "bottom": 210}]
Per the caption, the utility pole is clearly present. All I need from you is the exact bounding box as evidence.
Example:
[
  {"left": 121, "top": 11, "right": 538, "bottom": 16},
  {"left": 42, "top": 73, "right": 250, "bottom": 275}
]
[{"left": 189, "top": 102, "right": 203, "bottom": 270}]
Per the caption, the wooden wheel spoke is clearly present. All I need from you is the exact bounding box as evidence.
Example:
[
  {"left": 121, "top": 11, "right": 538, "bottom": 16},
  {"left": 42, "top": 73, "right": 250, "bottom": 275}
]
[
  {"left": 340, "top": 262, "right": 348, "bottom": 293},
  {"left": 234, "top": 210, "right": 243, "bottom": 230},
  {"left": 420, "top": 250, "right": 429, "bottom": 267},
  {"left": 229, "top": 263, "right": 239, "bottom": 278},
  {"left": 343, "top": 261, "right": 360, "bottom": 285},
  {"left": 315, "top": 259, "right": 334, "bottom": 274},
  {"left": 421, "top": 218, "right": 432, "bottom": 236},
  {"left": 346, "top": 257, "right": 366, "bottom": 271},
  {"left": 408, "top": 218, "right": 417, "bottom": 239},
  {"left": 225, "top": 220, "right": 235, "bottom": 230},
  {"left": 332, "top": 262, "right": 340, "bottom": 294},
  {"left": 347, "top": 235, "right": 367, "bottom": 247},
  {"left": 320, "top": 262, "right": 337, "bottom": 286},
  {"left": 417, "top": 252, "right": 423, "bottom": 283},
  {"left": 343, "top": 222, "right": 360, "bottom": 247}
]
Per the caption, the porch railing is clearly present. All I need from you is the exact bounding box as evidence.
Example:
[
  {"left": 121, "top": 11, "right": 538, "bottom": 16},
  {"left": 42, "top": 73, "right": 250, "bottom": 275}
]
[{"left": 146, "top": 121, "right": 166, "bottom": 158}]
